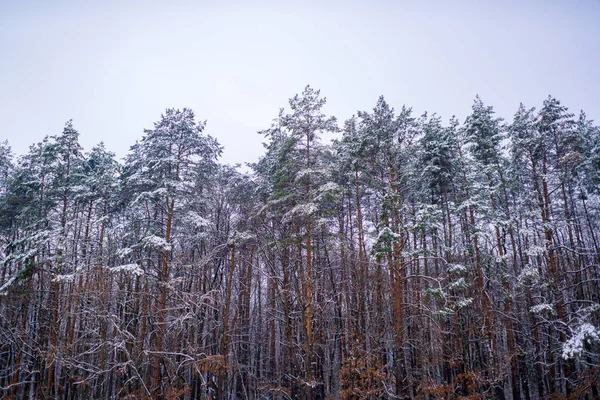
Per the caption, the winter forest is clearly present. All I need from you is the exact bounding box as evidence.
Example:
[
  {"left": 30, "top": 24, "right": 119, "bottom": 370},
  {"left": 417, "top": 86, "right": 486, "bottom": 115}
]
[{"left": 0, "top": 86, "right": 600, "bottom": 400}]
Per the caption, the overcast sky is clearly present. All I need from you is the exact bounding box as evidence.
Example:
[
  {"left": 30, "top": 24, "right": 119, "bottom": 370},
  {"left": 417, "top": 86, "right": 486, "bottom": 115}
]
[{"left": 1, "top": 0, "right": 599, "bottom": 166}]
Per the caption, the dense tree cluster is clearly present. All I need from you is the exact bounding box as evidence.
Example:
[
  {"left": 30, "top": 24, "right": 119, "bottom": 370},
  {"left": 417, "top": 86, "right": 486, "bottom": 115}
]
[{"left": 1, "top": 88, "right": 600, "bottom": 399}]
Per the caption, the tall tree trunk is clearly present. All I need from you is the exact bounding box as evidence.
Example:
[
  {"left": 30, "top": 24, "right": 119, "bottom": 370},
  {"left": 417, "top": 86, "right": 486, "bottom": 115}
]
[{"left": 153, "top": 197, "right": 175, "bottom": 399}]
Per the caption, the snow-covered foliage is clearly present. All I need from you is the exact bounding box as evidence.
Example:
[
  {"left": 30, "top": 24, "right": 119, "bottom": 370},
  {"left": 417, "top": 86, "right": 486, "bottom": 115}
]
[
  {"left": 0, "top": 90, "right": 599, "bottom": 398},
  {"left": 376, "top": 227, "right": 403, "bottom": 242},
  {"left": 229, "top": 230, "right": 257, "bottom": 245},
  {"left": 109, "top": 264, "right": 144, "bottom": 277},
  {"left": 456, "top": 298, "right": 473, "bottom": 309},
  {"left": 563, "top": 323, "right": 600, "bottom": 359},
  {"left": 282, "top": 202, "right": 318, "bottom": 223},
  {"left": 52, "top": 274, "right": 75, "bottom": 283},
  {"left": 447, "top": 263, "right": 468, "bottom": 274},
  {"left": 187, "top": 211, "right": 211, "bottom": 228},
  {"left": 518, "top": 265, "right": 539, "bottom": 284},
  {"left": 116, "top": 247, "right": 134, "bottom": 258},
  {"left": 295, "top": 168, "right": 324, "bottom": 182},
  {"left": 448, "top": 277, "right": 468, "bottom": 291},
  {"left": 530, "top": 303, "right": 555, "bottom": 315},
  {"left": 141, "top": 235, "right": 172, "bottom": 251}
]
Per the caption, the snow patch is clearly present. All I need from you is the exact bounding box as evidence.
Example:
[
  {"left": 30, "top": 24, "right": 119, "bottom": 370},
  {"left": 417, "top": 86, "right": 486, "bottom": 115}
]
[
  {"left": 110, "top": 264, "right": 144, "bottom": 277},
  {"left": 449, "top": 277, "right": 468, "bottom": 291},
  {"left": 187, "top": 211, "right": 211, "bottom": 228},
  {"left": 563, "top": 323, "right": 600, "bottom": 359},
  {"left": 52, "top": 274, "right": 75, "bottom": 283},
  {"left": 142, "top": 235, "right": 172, "bottom": 251},
  {"left": 230, "top": 231, "right": 257, "bottom": 245},
  {"left": 116, "top": 247, "right": 134, "bottom": 258},
  {"left": 282, "top": 203, "right": 318, "bottom": 223},
  {"left": 314, "top": 182, "right": 341, "bottom": 201},
  {"left": 447, "top": 264, "right": 467, "bottom": 274},
  {"left": 377, "top": 227, "right": 403, "bottom": 242},
  {"left": 530, "top": 304, "right": 554, "bottom": 314},
  {"left": 518, "top": 265, "right": 539, "bottom": 284},
  {"left": 456, "top": 298, "right": 473, "bottom": 309}
]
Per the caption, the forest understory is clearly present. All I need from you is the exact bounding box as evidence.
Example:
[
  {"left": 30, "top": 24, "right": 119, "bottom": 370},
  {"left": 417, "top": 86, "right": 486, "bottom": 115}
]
[{"left": 1, "top": 87, "right": 600, "bottom": 399}]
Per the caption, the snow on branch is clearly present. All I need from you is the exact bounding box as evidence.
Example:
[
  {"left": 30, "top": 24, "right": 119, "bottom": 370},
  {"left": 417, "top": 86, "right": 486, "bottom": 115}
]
[
  {"left": 52, "top": 274, "right": 75, "bottom": 283},
  {"left": 282, "top": 203, "right": 318, "bottom": 224},
  {"left": 142, "top": 235, "right": 172, "bottom": 251},
  {"left": 563, "top": 323, "right": 600, "bottom": 359},
  {"left": 0, "top": 277, "right": 16, "bottom": 295},
  {"left": 110, "top": 264, "right": 144, "bottom": 277}
]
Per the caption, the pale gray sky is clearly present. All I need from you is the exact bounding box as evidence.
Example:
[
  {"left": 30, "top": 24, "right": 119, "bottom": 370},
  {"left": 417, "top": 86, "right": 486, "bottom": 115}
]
[{"left": 1, "top": 0, "right": 599, "bottom": 165}]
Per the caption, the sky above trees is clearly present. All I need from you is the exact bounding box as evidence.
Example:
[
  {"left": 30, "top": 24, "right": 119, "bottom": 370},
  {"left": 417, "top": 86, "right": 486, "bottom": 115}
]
[{"left": 1, "top": 0, "right": 599, "bottom": 165}]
